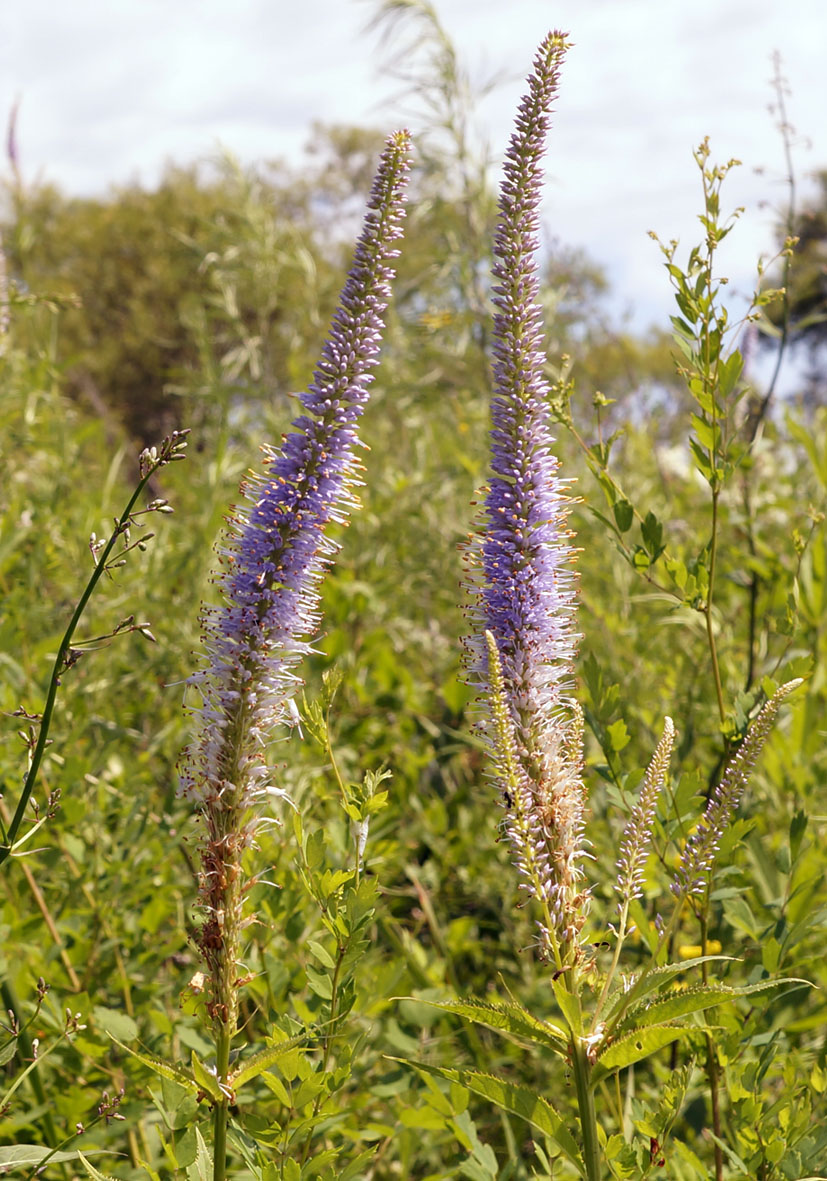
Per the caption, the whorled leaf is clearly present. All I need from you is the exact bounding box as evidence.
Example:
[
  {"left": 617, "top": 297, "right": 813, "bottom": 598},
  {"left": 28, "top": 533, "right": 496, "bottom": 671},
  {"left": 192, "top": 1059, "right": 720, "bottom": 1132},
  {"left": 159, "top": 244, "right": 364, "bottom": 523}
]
[
  {"left": 602, "top": 956, "right": 733, "bottom": 1030},
  {"left": 77, "top": 1153, "right": 119, "bottom": 1181},
  {"left": 109, "top": 1036, "right": 197, "bottom": 1094},
  {"left": 0, "top": 1146, "right": 106, "bottom": 1167}
]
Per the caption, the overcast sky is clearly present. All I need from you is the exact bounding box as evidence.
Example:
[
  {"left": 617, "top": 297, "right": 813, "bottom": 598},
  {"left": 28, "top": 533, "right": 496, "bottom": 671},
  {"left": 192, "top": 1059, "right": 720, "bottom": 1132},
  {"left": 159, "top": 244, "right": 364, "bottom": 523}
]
[{"left": 2, "top": 0, "right": 826, "bottom": 332}]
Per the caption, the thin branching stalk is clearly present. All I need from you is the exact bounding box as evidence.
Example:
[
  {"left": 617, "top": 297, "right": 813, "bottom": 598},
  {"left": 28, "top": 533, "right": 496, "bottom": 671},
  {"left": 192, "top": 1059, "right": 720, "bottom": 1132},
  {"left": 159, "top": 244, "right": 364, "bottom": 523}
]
[{"left": 0, "top": 431, "right": 188, "bottom": 869}]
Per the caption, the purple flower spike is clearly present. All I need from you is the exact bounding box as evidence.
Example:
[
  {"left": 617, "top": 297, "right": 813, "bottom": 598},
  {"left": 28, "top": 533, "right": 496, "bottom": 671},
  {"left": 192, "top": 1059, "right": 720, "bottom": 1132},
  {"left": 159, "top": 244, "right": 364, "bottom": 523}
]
[
  {"left": 182, "top": 130, "right": 411, "bottom": 816},
  {"left": 179, "top": 131, "right": 411, "bottom": 1039},
  {"left": 464, "top": 34, "right": 585, "bottom": 963},
  {"left": 482, "top": 31, "right": 579, "bottom": 733}
]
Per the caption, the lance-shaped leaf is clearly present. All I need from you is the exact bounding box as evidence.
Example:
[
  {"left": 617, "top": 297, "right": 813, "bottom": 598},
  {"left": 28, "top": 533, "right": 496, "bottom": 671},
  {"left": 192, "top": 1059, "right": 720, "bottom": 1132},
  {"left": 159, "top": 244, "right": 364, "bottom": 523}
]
[
  {"left": 421, "top": 997, "right": 567, "bottom": 1055},
  {"left": 617, "top": 977, "right": 812, "bottom": 1033},
  {"left": 407, "top": 1060, "right": 585, "bottom": 1174},
  {"left": 191, "top": 1050, "right": 224, "bottom": 1102},
  {"left": 0, "top": 1147, "right": 107, "bottom": 1168},
  {"left": 602, "top": 956, "right": 733, "bottom": 1031},
  {"left": 591, "top": 1024, "right": 691, "bottom": 1086},
  {"left": 552, "top": 974, "right": 583, "bottom": 1035},
  {"left": 109, "top": 1036, "right": 198, "bottom": 1093},
  {"left": 77, "top": 1153, "right": 119, "bottom": 1181},
  {"left": 230, "top": 1033, "right": 308, "bottom": 1089}
]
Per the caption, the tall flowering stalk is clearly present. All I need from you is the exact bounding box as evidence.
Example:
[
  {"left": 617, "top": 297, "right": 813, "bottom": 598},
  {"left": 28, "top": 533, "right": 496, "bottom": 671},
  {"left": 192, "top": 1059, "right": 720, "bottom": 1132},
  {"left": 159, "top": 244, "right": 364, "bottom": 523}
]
[
  {"left": 449, "top": 32, "right": 806, "bottom": 1181},
  {"left": 460, "top": 34, "right": 607, "bottom": 1177},
  {"left": 180, "top": 130, "right": 411, "bottom": 1177},
  {"left": 463, "top": 31, "right": 585, "bottom": 971}
]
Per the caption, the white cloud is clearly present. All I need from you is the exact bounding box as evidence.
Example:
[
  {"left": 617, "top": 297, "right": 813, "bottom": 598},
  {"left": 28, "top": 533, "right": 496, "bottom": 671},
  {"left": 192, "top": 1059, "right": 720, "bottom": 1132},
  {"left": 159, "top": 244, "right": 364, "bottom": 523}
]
[{"left": 1, "top": 0, "right": 825, "bottom": 328}]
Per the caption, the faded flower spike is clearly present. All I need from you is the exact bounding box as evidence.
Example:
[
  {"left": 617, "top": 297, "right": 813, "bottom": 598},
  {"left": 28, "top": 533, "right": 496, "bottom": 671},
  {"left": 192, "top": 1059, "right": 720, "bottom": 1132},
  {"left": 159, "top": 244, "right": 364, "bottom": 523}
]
[
  {"left": 180, "top": 130, "right": 411, "bottom": 1040},
  {"left": 673, "top": 679, "right": 801, "bottom": 899},
  {"left": 616, "top": 717, "right": 675, "bottom": 907},
  {"left": 463, "top": 34, "right": 584, "bottom": 966}
]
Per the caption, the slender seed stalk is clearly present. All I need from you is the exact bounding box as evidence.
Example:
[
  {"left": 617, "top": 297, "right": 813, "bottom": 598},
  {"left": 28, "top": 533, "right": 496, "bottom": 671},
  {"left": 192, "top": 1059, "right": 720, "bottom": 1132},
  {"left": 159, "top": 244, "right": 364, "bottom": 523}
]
[
  {"left": 0, "top": 432, "right": 187, "bottom": 868},
  {"left": 0, "top": 980, "right": 69, "bottom": 1179}
]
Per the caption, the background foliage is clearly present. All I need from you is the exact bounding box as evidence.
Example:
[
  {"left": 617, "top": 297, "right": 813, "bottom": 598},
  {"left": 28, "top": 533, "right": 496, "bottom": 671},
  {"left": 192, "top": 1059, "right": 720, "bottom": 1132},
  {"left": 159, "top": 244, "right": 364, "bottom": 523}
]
[{"left": 1, "top": 4, "right": 825, "bottom": 1177}]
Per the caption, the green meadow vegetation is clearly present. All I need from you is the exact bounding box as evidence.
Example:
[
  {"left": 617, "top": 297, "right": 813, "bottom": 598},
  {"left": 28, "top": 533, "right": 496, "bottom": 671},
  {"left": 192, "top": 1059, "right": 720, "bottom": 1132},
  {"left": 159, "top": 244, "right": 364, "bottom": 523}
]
[{"left": 1, "top": 6, "right": 826, "bottom": 1178}]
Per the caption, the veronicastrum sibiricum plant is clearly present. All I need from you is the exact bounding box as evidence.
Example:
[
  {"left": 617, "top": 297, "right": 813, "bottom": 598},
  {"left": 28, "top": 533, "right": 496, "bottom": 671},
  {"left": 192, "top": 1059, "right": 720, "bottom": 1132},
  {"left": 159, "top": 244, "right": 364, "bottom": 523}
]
[
  {"left": 416, "top": 32, "right": 806, "bottom": 1181},
  {"left": 177, "top": 129, "right": 412, "bottom": 1180}
]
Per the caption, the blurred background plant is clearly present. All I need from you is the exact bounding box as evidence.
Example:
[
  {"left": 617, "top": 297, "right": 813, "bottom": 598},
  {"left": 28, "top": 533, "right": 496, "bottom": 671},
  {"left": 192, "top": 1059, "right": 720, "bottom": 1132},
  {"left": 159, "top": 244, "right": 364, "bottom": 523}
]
[{"left": 1, "top": 1, "right": 825, "bottom": 1176}]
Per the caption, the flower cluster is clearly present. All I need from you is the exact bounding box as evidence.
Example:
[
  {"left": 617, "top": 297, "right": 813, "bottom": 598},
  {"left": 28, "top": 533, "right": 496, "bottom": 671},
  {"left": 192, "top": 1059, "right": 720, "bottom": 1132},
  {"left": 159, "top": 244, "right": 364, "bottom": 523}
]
[
  {"left": 673, "top": 679, "right": 801, "bottom": 899},
  {"left": 180, "top": 130, "right": 412, "bottom": 1033},
  {"left": 616, "top": 717, "right": 675, "bottom": 906},
  {"left": 464, "top": 33, "right": 586, "bottom": 965}
]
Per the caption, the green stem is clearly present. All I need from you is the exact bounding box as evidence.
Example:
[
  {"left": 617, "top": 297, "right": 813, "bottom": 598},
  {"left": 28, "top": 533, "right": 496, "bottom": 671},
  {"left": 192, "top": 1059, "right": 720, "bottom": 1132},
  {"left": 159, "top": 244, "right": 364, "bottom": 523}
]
[
  {"left": 298, "top": 942, "right": 346, "bottom": 1168},
  {"left": 592, "top": 901, "right": 629, "bottom": 1027},
  {"left": 1, "top": 981, "right": 69, "bottom": 1180},
  {"left": 705, "top": 488, "right": 727, "bottom": 727},
  {"left": 700, "top": 908, "right": 724, "bottom": 1181},
  {"left": 571, "top": 1036, "right": 602, "bottom": 1181},
  {"left": 0, "top": 468, "right": 157, "bottom": 868},
  {"left": 212, "top": 1021, "right": 232, "bottom": 1181}
]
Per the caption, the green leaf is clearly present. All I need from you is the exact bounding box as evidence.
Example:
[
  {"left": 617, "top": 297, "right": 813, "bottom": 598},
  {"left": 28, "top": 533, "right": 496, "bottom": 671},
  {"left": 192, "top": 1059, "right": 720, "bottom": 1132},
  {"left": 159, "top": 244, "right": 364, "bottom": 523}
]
[
  {"left": 592, "top": 1024, "right": 689, "bottom": 1083},
  {"left": 305, "top": 964, "right": 333, "bottom": 1000},
  {"left": 110, "top": 1037, "right": 198, "bottom": 1093},
  {"left": 0, "top": 1037, "right": 17, "bottom": 1067},
  {"left": 191, "top": 1050, "right": 223, "bottom": 1102},
  {"left": 607, "top": 719, "right": 631, "bottom": 753},
  {"left": 641, "top": 511, "right": 665, "bottom": 559},
  {"left": 92, "top": 1005, "right": 138, "bottom": 1043},
  {"left": 307, "top": 939, "right": 337, "bottom": 970},
  {"left": 618, "top": 982, "right": 742, "bottom": 1029},
  {"left": 613, "top": 499, "right": 634, "bottom": 533},
  {"left": 338, "top": 1150, "right": 378, "bottom": 1180},
  {"left": 718, "top": 350, "right": 743, "bottom": 398},
  {"left": 189, "top": 1128, "right": 212, "bottom": 1181},
  {"left": 231, "top": 1035, "right": 308, "bottom": 1089},
  {"left": 691, "top": 413, "right": 715, "bottom": 451},
  {"left": 552, "top": 975, "right": 582, "bottom": 1035},
  {"left": 405, "top": 1061, "right": 584, "bottom": 1174},
  {"left": 689, "top": 438, "right": 714, "bottom": 481},
  {"left": 421, "top": 998, "right": 567, "bottom": 1055},
  {"left": 0, "top": 1146, "right": 104, "bottom": 1167},
  {"left": 602, "top": 957, "right": 733, "bottom": 1029},
  {"left": 77, "top": 1152, "right": 119, "bottom": 1180}
]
